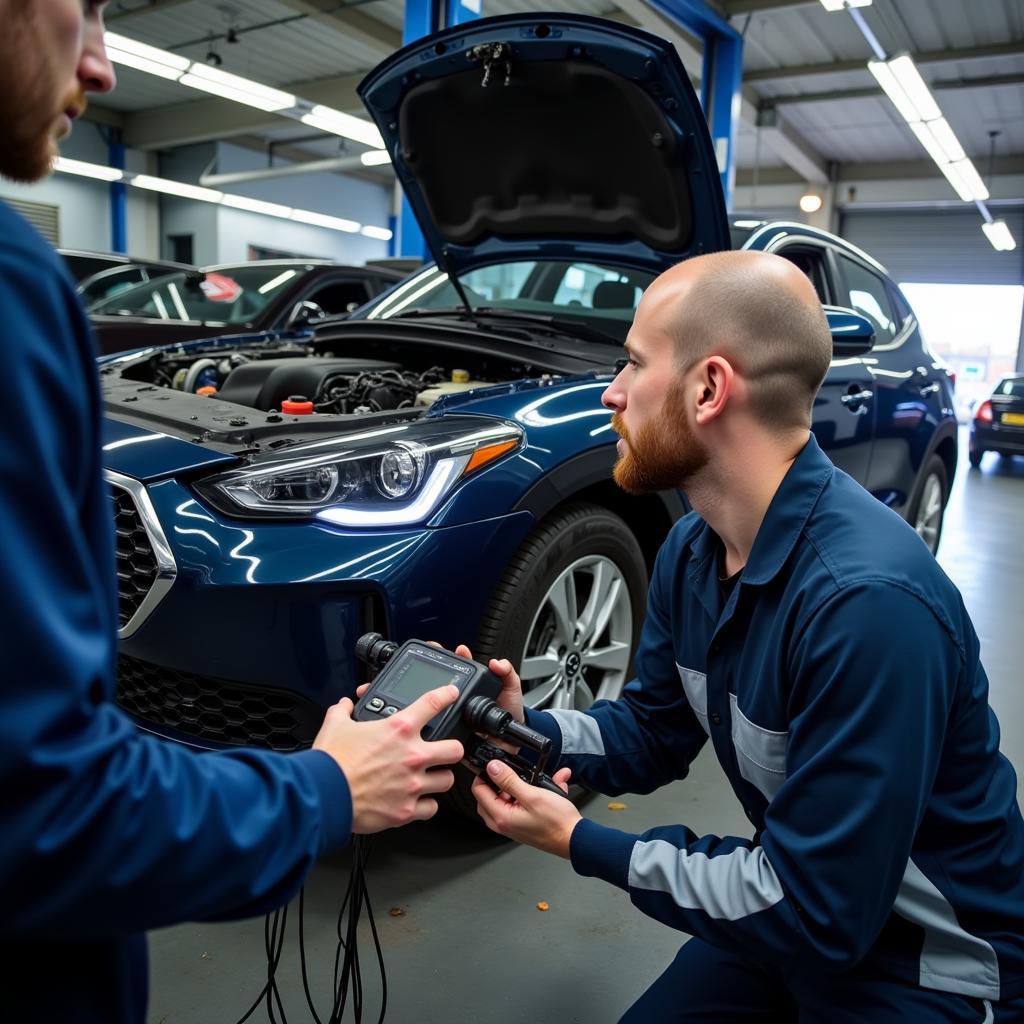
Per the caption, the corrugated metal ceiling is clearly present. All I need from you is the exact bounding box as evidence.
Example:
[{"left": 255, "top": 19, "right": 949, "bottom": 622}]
[{"left": 92, "top": 0, "right": 1023, "bottom": 172}]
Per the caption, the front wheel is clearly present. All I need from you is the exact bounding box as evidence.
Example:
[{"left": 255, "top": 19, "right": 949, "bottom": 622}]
[
  {"left": 442, "top": 503, "right": 648, "bottom": 822},
  {"left": 908, "top": 455, "right": 949, "bottom": 554}
]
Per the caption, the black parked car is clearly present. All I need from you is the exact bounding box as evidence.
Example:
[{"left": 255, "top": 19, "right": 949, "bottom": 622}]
[
  {"left": 970, "top": 374, "right": 1024, "bottom": 467},
  {"left": 60, "top": 249, "right": 193, "bottom": 290},
  {"left": 87, "top": 260, "right": 407, "bottom": 356}
]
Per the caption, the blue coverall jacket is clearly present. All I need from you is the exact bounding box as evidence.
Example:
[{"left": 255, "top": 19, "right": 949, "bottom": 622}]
[
  {"left": 526, "top": 436, "right": 1024, "bottom": 1005},
  {"left": 0, "top": 204, "right": 352, "bottom": 1021}
]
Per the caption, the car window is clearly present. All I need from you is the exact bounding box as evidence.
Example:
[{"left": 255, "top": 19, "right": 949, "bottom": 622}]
[
  {"left": 838, "top": 257, "right": 897, "bottom": 345},
  {"left": 774, "top": 246, "right": 830, "bottom": 304},
  {"left": 90, "top": 264, "right": 313, "bottom": 325},
  {"left": 995, "top": 378, "right": 1024, "bottom": 399},
  {"left": 304, "top": 279, "right": 371, "bottom": 316},
  {"left": 359, "top": 259, "right": 655, "bottom": 331},
  {"left": 552, "top": 264, "right": 643, "bottom": 309},
  {"left": 80, "top": 267, "right": 146, "bottom": 307}
]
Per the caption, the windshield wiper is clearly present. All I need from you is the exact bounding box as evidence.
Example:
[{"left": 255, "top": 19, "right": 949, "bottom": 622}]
[{"left": 388, "top": 306, "right": 619, "bottom": 347}]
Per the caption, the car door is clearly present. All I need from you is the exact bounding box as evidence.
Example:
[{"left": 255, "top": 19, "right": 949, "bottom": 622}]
[
  {"left": 836, "top": 256, "right": 938, "bottom": 507},
  {"left": 772, "top": 240, "right": 876, "bottom": 485}
]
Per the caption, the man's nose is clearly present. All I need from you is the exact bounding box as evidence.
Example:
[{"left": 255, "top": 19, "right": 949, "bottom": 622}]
[
  {"left": 601, "top": 377, "right": 625, "bottom": 412},
  {"left": 80, "top": 20, "right": 117, "bottom": 95}
]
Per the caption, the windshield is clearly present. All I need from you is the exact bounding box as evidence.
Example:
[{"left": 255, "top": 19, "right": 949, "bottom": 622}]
[
  {"left": 89, "top": 263, "right": 312, "bottom": 324},
  {"left": 355, "top": 260, "right": 655, "bottom": 341}
]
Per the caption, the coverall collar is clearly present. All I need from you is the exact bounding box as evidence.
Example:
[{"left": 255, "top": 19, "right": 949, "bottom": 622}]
[{"left": 689, "top": 433, "right": 834, "bottom": 589}]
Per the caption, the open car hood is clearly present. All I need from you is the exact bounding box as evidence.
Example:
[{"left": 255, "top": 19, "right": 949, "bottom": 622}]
[{"left": 359, "top": 13, "right": 730, "bottom": 276}]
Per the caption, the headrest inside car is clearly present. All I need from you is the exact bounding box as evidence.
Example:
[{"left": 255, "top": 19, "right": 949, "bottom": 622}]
[{"left": 592, "top": 281, "right": 635, "bottom": 309}]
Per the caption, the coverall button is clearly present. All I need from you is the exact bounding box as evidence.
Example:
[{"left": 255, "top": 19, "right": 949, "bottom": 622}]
[{"left": 710, "top": 712, "right": 722, "bottom": 725}]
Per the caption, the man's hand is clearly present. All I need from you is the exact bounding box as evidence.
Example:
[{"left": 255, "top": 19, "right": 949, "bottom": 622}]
[
  {"left": 471, "top": 760, "right": 581, "bottom": 858},
  {"left": 313, "top": 685, "right": 464, "bottom": 835}
]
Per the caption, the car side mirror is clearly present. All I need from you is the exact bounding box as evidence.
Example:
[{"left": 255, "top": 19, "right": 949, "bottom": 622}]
[{"left": 825, "top": 307, "right": 876, "bottom": 356}]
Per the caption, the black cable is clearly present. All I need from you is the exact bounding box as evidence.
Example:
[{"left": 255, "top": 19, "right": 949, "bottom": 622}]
[{"left": 298, "top": 887, "right": 326, "bottom": 1024}]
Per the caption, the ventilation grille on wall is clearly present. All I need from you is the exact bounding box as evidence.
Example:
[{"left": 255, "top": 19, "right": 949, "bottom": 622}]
[{"left": 6, "top": 197, "right": 60, "bottom": 245}]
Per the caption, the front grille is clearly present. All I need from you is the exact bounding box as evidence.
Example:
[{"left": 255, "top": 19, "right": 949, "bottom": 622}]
[
  {"left": 111, "top": 488, "right": 158, "bottom": 628},
  {"left": 117, "top": 654, "right": 323, "bottom": 752}
]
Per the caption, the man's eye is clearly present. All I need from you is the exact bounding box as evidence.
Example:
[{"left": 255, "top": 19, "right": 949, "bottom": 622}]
[{"left": 614, "top": 357, "right": 638, "bottom": 374}]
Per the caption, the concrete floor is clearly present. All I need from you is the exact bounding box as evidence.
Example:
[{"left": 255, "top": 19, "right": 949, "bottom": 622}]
[{"left": 146, "top": 440, "right": 1024, "bottom": 1024}]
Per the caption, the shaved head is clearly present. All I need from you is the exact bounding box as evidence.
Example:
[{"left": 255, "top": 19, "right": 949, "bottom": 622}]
[{"left": 641, "top": 250, "right": 833, "bottom": 431}]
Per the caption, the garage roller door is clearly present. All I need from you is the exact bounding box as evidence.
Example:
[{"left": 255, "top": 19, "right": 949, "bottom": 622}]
[{"left": 840, "top": 208, "right": 1024, "bottom": 286}]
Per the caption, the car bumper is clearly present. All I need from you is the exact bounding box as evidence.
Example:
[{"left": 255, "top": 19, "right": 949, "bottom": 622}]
[
  {"left": 116, "top": 477, "right": 534, "bottom": 750},
  {"left": 970, "top": 422, "right": 1024, "bottom": 456}
]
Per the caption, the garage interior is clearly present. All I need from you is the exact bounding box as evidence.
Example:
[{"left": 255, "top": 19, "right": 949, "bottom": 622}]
[{"left": 4, "top": 0, "right": 1022, "bottom": 1021}]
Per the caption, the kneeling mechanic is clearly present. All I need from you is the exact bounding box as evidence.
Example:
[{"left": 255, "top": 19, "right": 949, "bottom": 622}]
[{"left": 471, "top": 250, "right": 1024, "bottom": 1022}]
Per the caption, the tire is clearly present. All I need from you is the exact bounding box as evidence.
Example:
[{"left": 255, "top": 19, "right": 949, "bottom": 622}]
[
  {"left": 441, "top": 502, "right": 648, "bottom": 822},
  {"left": 908, "top": 455, "right": 949, "bottom": 555},
  {"left": 969, "top": 449, "right": 983, "bottom": 469}
]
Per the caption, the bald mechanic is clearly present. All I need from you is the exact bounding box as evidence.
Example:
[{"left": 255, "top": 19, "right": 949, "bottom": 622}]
[
  {"left": 0, "top": 4, "right": 463, "bottom": 1022},
  {"left": 470, "top": 251, "right": 1024, "bottom": 1022}
]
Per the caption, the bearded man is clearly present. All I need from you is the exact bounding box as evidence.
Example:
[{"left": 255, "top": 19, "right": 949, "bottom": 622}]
[
  {"left": 470, "top": 250, "right": 1024, "bottom": 1022},
  {"left": 0, "top": 5, "right": 465, "bottom": 1022}
]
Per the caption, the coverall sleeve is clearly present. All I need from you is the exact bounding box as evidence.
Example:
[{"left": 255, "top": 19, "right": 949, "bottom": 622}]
[
  {"left": 567, "top": 580, "right": 962, "bottom": 971},
  {"left": 0, "top": 241, "right": 352, "bottom": 940},
  {"left": 524, "top": 530, "right": 708, "bottom": 795}
]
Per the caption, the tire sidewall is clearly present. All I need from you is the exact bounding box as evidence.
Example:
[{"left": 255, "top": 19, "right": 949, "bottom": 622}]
[{"left": 478, "top": 508, "right": 648, "bottom": 683}]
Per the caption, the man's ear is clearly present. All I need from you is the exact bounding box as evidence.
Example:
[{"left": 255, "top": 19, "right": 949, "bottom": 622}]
[{"left": 694, "top": 356, "right": 735, "bottom": 426}]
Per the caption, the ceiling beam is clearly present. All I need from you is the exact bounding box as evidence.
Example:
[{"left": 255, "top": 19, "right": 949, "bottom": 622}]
[
  {"left": 745, "top": 40, "right": 1024, "bottom": 82},
  {"left": 106, "top": 0, "right": 194, "bottom": 20},
  {"left": 276, "top": 0, "right": 401, "bottom": 58},
  {"left": 721, "top": 0, "right": 817, "bottom": 13},
  {"left": 765, "top": 72, "right": 1024, "bottom": 106},
  {"left": 81, "top": 105, "right": 127, "bottom": 130},
  {"left": 119, "top": 71, "right": 366, "bottom": 150},
  {"left": 735, "top": 153, "right": 1024, "bottom": 187}
]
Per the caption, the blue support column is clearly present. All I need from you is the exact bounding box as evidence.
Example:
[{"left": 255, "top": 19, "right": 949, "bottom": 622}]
[
  {"left": 397, "top": 0, "right": 481, "bottom": 259},
  {"left": 109, "top": 137, "right": 127, "bottom": 253},
  {"left": 646, "top": 0, "right": 743, "bottom": 211}
]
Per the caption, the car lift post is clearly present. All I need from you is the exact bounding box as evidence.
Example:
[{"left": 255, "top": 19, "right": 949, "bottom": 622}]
[{"left": 109, "top": 133, "right": 127, "bottom": 254}]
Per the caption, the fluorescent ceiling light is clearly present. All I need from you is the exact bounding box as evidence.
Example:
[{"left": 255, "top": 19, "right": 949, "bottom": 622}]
[
  {"left": 181, "top": 64, "right": 295, "bottom": 111},
  {"left": 869, "top": 54, "right": 987, "bottom": 202},
  {"left": 221, "top": 194, "right": 293, "bottom": 217},
  {"left": 360, "top": 150, "right": 392, "bottom": 167},
  {"left": 104, "top": 31, "right": 189, "bottom": 72},
  {"left": 105, "top": 47, "right": 187, "bottom": 80},
  {"left": 102, "top": 32, "right": 383, "bottom": 148},
  {"left": 50, "top": 158, "right": 392, "bottom": 238},
  {"left": 290, "top": 209, "right": 360, "bottom": 233},
  {"left": 886, "top": 55, "right": 941, "bottom": 121},
  {"left": 53, "top": 156, "right": 123, "bottom": 181},
  {"left": 981, "top": 220, "right": 1017, "bottom": 252},
  {"left": 300, "top": 106, "right": 384, "bottom": 148},
  {"left": 819, "top": 0, "right": 872, "bottom": 10},
  {"left": 132, "top": 174, "right": 224, "bottom": 203}
]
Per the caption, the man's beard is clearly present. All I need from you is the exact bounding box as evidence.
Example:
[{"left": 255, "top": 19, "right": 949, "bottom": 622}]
[
  {"left": 0, "top": 8, "right": 81, "bottom": 183},
  {"left": 611, "top": 383, "right": 709, "bottom": 495}
]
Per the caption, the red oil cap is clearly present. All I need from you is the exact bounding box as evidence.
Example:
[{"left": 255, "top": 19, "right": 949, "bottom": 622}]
[
  {"left": 282, "top": 395, "right": 314, "bottom": 415},
  {"left": 196, "top": 385, "right": 218, "bottom": 396}
]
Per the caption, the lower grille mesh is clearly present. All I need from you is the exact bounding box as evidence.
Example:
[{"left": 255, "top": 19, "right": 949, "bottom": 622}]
[{"left": 117, "top": 655, "right": 323, "bottom": 752}]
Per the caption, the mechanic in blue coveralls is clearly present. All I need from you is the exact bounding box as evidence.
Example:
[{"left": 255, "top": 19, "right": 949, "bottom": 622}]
[
  {"left": 467, "top": 250, "right": 1024, "bottom": 1021},
  {"left": 0, "top": 4, "right": 464, "bottom": 1022}
]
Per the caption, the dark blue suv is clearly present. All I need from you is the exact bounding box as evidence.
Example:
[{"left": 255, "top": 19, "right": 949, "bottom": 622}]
[{"left": 99, "top": 15, "right": 956, "bottom": 804}]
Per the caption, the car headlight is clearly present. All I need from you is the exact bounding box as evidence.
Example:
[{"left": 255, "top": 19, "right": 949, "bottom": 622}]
[{"left": 193, "top": 416, "right": 522, "bottom": 525}]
